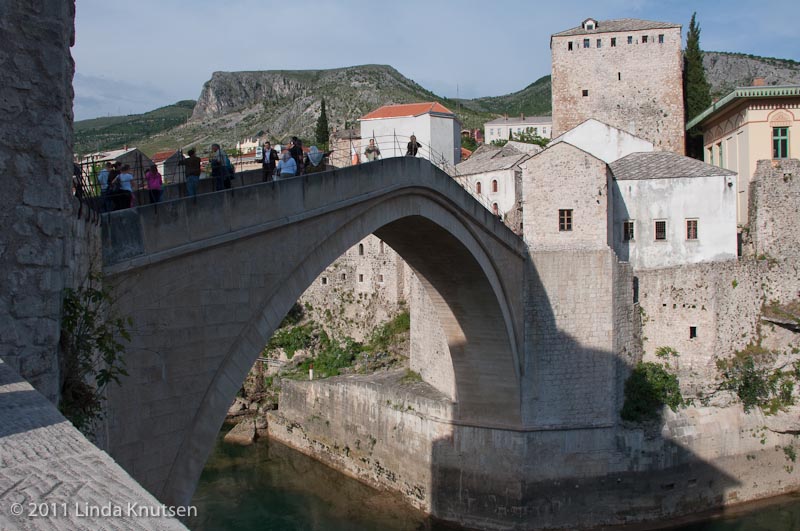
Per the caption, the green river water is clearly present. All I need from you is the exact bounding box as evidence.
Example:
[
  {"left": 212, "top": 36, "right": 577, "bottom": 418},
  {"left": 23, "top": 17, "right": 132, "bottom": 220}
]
[{"left": 185, "top": 432, "right": 800, "bottom": 531}]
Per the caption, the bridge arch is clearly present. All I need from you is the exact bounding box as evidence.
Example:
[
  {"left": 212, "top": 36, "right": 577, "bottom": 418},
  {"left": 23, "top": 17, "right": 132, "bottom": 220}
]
[{"left": 102, "top": 158, "right": 526, "bottom": 505}]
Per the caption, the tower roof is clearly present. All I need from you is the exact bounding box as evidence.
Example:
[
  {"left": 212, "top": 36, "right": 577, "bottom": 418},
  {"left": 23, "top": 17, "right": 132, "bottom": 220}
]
[{"left": 552, "top": 18, "right": 680, "bottom": 37}]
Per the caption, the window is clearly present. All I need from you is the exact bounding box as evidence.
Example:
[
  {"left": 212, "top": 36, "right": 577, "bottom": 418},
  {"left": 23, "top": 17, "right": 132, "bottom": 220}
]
[
  {"left": 341, "top": 273, "right": 347, "bottom": 281},
  {"left": 489, "top": 128, "right": 494, "bottom": 136},
  {"left": 476, "top": 181, "right": 482, "bottom": 195},
  {"left": 586, "top": 22, "right": 595, "bottom": 30},
  {"left": 321, "top": 277, "right": 328, "bottom": 285},
  {"left": 618, "top": 72, "right": 621, "bottom": 81},
  {"left": 358, "top": 274, "right": 364, "bottom": 283},
  {"left": 358, "top": 243, "right": 364, "bottom": 256},
  {"left": 379, "top": 240, "right": 385, "bottom": 254},
  {"left": 686, "top": 219, "right": 698, "bottom": 240},
  {"left": 655, "top": 220, "right": 667, "bottom": 241},
  {"left": 689, "top": 326, "right": 697, "bottom": 339},
  {"left": 568, "top": 41, "right": 573, "bottom": 51},
  {"left": 491, "top": 180, "right": 498, "bottom": 192},
  {"left": 559, "top": 209, "right": 573, "bottom": 231},
  {"left": 623, "top": 220, "right": 634, "bottom": 241},
  {"left": 708, "top": 147, "right": 714, "bottom": 165},
  {"left": 533, "top": 127, "right": 538, "bottom": 135},
  {"left": 596, "top": 38, "right": 602, "bottom": 48},
  {"left": 611, "top": 37, "right": 616, "bottom": 47},
  {"left": 773, "top": 127, "right": 789, "bottom": 159},
  {"left": 627, "top": 35, "right": 633, "bottom": 44},
  {"left": 658, "top": 34, "right": 664, "bottom": 44},
  {"left": 492, "top": 203, "right": 499, "bottom": 215},
  {"left": 583, "top": 38, "right": 590, "bottom": 48},
  {"left": 642, "top": 35, "right": 648, "bottom": 43},
  {"left": 378, "top": 274, "right": 384, "bottom": 283},
  {"left": 717, "top": 142, "right": 723, "bottom": 168},
  {"left": 582, "top": 89, "right": 589, "bottom": 97}
]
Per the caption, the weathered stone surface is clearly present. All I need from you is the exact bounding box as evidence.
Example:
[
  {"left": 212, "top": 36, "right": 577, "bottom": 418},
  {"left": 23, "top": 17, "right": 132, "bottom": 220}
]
[
  {"left": 223, "top": 419, "right": 256, "bottom": 446},
  {"left": 0, "top": 358, "right": 187, "bottom": 530}
]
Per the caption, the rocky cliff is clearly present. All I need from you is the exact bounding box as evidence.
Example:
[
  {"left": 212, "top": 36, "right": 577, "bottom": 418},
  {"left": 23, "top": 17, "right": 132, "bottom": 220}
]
[
  {"left": 190, "top": 65, "right": 487, "bottom": 142},
  {"left": 704, "top": 51, "right": 800, "bottom": 97}
]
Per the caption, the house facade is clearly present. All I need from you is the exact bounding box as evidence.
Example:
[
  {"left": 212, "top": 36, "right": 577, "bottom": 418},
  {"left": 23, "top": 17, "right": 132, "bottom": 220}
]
[
  {"left": 151, "top": 150, "right": 185, "bottom": 184},
  {"left": 359, "top": 102, "right": 461, "bottom": 167},
  {"left": 610, "top": 152, "right": 738, "bottom": 269},
  {"left": 685, "top": 84, "right": 800, "bottom": 225},
  {"left": 484, "top": 115, "right": 552, "bottom": 145},
  {"left": 550, "top": 17, "right": 684, "bottom": 154}
]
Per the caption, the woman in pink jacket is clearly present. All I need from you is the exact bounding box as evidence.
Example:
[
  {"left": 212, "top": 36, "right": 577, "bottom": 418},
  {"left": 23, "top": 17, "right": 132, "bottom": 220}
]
[{"left": 145, "top": 164, "right": 163, "bottom": 204}]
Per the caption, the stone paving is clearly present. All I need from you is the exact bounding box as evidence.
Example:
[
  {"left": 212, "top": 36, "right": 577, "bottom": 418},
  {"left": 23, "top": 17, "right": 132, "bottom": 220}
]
[{"left": 0, "top": 358, "right": 187, "bottom": 531}]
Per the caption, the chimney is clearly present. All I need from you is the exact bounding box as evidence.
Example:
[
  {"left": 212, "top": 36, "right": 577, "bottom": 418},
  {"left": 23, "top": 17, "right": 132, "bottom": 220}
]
[{"left": 752, "top": 77, "right": 766, "bottom": 87}]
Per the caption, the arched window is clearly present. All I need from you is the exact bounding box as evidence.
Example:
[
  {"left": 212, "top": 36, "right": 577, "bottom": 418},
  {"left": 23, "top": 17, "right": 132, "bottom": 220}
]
[
  {"left": 476, "top": 182, "right": 482, "bottom": 195},
  {"left": 492, "top": 203, "right": 499, "bottom": 215},
  {"left": 358, "top": 243, "right": 364, "bottom": 256},
  {"left": 492, "top": 180, "right": 498, "bottom": 193},
  {"left": 379, "top": 240, "right": 385, "bottom": 254}
]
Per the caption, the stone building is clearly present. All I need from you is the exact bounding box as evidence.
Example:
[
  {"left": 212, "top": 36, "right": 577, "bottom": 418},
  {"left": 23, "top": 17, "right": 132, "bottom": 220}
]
[
  {"left": 453, "top": 142, "right": 536, "bottom": 230},
  {"left": 685, "top": 83, "right": 800, "bottom": 225},
  {"left": 550, "top": 17, "right": 685, "bottom": 154},
  {"left": 328, "top": 128, "right": 361, "bottom": 168},
  {"left": 610, "top": 151, "right": 738, "bottom": 269},
  {"left": 484, "top": 114, "right": 552, "bottom": 145},
  {"left": 522, "top": 131, "right": 738, "bottom": 269}
]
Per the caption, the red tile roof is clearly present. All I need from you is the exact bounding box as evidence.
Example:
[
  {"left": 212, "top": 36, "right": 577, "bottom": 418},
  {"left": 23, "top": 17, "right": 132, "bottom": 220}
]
[
  {"left": 461, "top": 147, "right": 473, "bottom": 160},
  {"left": 151, "top": 150, "right": 177, "bottom": 164},
  {"left": 360, "top": 102, "right": 454, "bottom": 120}
]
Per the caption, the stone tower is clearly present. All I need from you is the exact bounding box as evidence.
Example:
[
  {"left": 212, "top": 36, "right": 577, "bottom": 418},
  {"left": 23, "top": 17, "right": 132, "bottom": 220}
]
[{"left": 550, "top": 18, "right": 685, "bottom": 154}]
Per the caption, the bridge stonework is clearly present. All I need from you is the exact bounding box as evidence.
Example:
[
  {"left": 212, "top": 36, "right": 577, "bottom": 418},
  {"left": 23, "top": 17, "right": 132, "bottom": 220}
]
[{"left": 101, "top": 159, "right": 527, "bottom": 505}]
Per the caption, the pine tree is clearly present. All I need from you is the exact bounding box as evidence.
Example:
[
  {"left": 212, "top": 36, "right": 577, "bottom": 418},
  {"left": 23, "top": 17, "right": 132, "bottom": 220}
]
[
  {"left": 315, "top": 98, "right": 329, "bottom": 149},
  {"left": 684, "top": 12, "right": 712, "bottom": 159}
]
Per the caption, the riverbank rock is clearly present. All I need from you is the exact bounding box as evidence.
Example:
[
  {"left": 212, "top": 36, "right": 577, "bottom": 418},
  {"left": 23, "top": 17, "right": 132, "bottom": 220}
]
[
  {"left": 224, "top": 419, "right": 256, "bottom": 446},
  {"left": 255, "top": 416, "right": 269, "bottom": 438},
  {"left": 228, "top": 396, "right": 251, "bottom": 417}
]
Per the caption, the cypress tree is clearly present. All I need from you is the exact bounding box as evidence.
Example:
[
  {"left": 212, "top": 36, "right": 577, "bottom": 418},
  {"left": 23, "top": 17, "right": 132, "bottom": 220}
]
[
  {"left": 315, "top": 98, "right": 329, "bottom": 149},
  {"left": 684, "top": 12, "right": 712, "bottom": 159}
]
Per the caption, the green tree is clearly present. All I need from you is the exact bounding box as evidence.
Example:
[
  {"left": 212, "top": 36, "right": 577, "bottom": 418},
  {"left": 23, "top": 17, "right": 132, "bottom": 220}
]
[
  {"left": 315, "top": 98, "right": 329, "bottom": 150},
  {"left": 684, "top": 12, "right": 711, "bottom": 159}
]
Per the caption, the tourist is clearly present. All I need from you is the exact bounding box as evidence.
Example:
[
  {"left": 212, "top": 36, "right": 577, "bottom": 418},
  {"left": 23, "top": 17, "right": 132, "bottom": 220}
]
[
  {"left": 304, "top": 146, "right": 326, "bottom": 175},
  {"left": 363, "top": 139, "right": 381, "bottom": 162},
  {"left": 97, "top": 162, "right": 112, "bottom": 194},
  {"left": 289, "top": 137, "right": 305, "bottom": 175},
  {"left": 260, "top": 141, "right": 279, "bottom": 182},
  {"left": 145, "top": 164, "right": 163, "bottom": 204},
  {"left": 210, "top": 143, "right": 232, "bottom": 191},
  {"left": 180, "top": 148, "right": 202, "bottom": 199},
  {"left": 110, "top": 163, "right": 134, "bottom": 210},
  {"left": 276, "top": 151, "right": 297, "bottom": 179},
  {"left": 406, "top": 135, "right": 421, "bottom": 157}
]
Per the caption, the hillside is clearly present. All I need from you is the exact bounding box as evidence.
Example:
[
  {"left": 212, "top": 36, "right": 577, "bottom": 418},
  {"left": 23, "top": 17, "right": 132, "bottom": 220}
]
[
  {"left": 74, "top": 100, "right": 195, "bottom": 155},
  {"left": 73, "top": 51, "right": 800, "bottom": 157},
  {"left": 457, "top": 75, "right": 552, "bottom": 117}
]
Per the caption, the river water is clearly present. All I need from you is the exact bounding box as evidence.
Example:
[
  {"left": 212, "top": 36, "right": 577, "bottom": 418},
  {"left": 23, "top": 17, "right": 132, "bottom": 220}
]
[{"left": 186, "top": 431, "right": 800, "bottom": 531}]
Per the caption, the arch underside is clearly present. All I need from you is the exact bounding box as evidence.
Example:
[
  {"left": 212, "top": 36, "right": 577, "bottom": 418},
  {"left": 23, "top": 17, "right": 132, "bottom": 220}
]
[{"left": 105, "top": 181, "right": 524, "bottom": 506}]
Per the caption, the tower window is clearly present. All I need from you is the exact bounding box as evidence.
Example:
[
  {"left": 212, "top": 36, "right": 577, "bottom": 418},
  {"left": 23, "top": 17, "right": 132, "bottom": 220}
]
[
  {"left": 321, "top": 277, "right": 328, "bottom": 285},
  {"left": 582, "top": 89, "right": 589, "bottom": 97},
  {"left": 655, "top": 220, "right": 667, "bottom": 241},
  {"left": 686, "top": 219, "right": 698, "bottom": 240},
  {"left": 559, "top": 209, "right": 573, "bottom": 231},
  {"left": 358, "top": 243, "right": 364, "bottom": 256},
  {"left": 491, "top": 179, "right": 498, "bottom": 192},
  {"left": 611, "top": 37, "right": 616, "bottom": 47},
  {"left": 623, "top": 220, "right": 634, "bottom": 242},
  {"left": 642, "top": 35, "right": 648, "bottom": 43},
  {"left": 658, "top": 34, "right": 664, "bottom": 44},
  {"left": 476, "top": 181, "right": 482, "bottom": 195},
  {"left": 358, "top": 274, "right": 364, "bottom": 283},
  {"left": 627, "top": 35, "right": 633, "bottom": 44},
  {"left": 341, "top": 273, "right": 347, "bottom": 281},
  {"left": 568, "top": 41, "right": 573, "bottom": 51},
  {"left": 689, "top": 326, "right": 697, "bottom": 339},
  {"left": 618, "top": 72, "right": 622, "bottom": 81}
]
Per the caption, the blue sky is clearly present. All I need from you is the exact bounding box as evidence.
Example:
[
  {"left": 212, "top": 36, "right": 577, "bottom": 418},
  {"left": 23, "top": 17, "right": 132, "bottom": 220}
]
[{"left": 73, "top": 0, "right": 800, "bottom": 120}]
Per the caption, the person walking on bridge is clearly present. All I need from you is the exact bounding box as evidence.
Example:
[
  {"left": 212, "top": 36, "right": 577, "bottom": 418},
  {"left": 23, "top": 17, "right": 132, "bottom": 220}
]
[
  {"left": 406, "top": 135, "right": 421, "bottom": 157},
  {"left": 180, "top": 148, "right": 202, "bottom": 199},
  {"left": 276, "top": 151, "right": 297, "bottom": 179},
  {"left": 260, "top": 141, "right": 279, "bottom": 182}
]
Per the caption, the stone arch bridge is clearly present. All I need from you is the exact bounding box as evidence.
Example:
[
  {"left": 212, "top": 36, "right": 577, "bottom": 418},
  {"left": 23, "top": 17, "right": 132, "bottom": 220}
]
[{"left": 101, "top": 157, "right": 528, "bottom": 506}]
